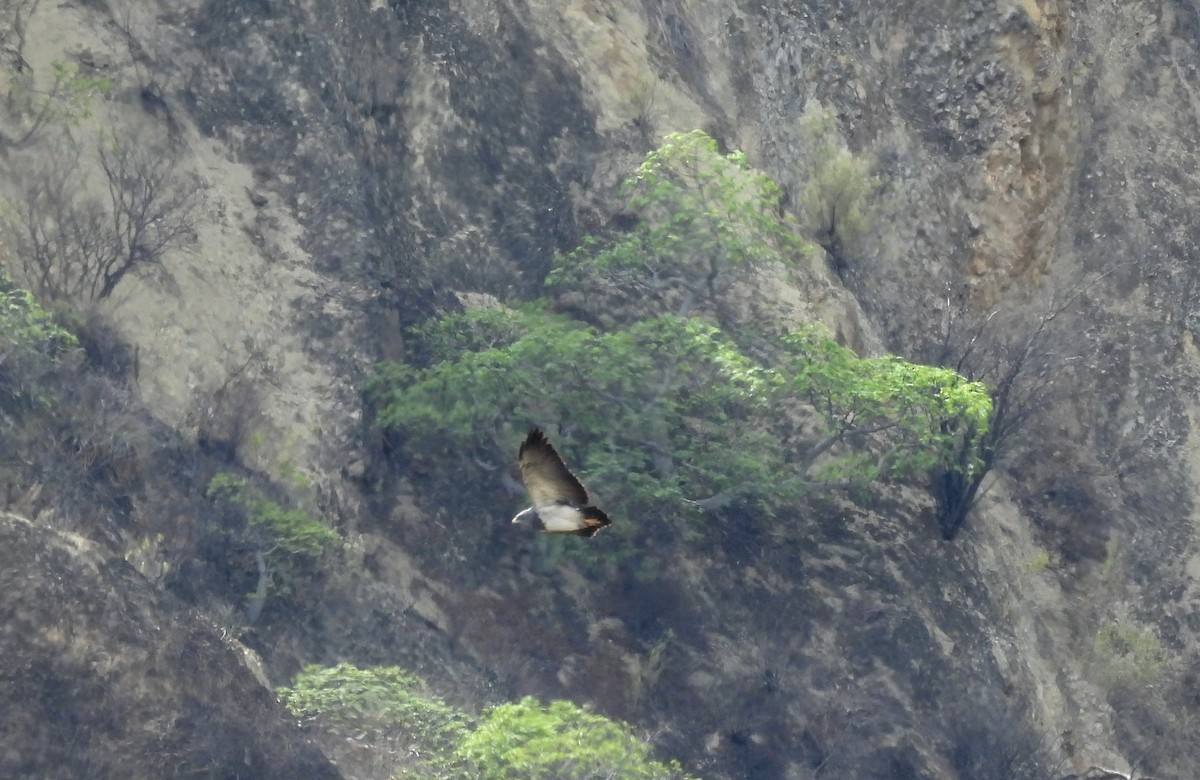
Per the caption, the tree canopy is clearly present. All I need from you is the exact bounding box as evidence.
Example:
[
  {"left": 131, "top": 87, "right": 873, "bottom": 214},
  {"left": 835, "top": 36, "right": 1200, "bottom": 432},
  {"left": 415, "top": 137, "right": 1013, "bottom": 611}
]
[
  {"left": 368, "top": 130, "right": 992, "bottom": 544},
  {"left": 368, "top": 307, "right": 792, "bottom": 527},
  {"left": 780, "top": 325, "right": 991, "bottom": 486},
  {"left": 368, "top": 304, "right": 991, "bottom": 536},
  {"left": 546, "top": 129, "right": 811, "bottom": 319},
  {"left": 457, "top": 697, "right": 693, "bottom": 780}
]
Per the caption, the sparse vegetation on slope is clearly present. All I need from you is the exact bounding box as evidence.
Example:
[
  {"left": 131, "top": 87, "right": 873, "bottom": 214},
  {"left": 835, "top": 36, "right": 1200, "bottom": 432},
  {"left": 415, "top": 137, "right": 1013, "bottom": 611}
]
[
  {"left": 3, "top": 130, "right": 202, "bottom": 303},
  {"left": 1, "top": 59, "right": 110, "bottom": 149}
]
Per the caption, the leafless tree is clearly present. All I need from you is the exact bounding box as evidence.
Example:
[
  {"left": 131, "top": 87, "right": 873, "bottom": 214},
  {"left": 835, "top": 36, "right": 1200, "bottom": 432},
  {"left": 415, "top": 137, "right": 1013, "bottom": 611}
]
[
  {"left": 191, "top": 352, "right": 267, "bottom": 464},
  {"left": 4, "top": 132, "right": 202, "bottom": 302},
  {"left": 94, "top": 135, "right": 201, "bottom": 298},
  {"left": 926, "top": 270, "right": 1115, "bottom": 539},
  {"left": 8, "top": 140, "right": 104, "bottom": 301}
]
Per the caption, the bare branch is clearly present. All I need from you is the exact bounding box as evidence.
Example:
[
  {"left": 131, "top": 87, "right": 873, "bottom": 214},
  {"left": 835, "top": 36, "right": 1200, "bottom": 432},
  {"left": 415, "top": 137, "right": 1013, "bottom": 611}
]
[
  {"left": 928, "top": 266, "right": 1123, "bottom": 538},
  {"left": 1, "top": 130, "right": 203, "bottom": 302},
  {"left": 95, "top": 135, "right": 202, "bottom": 298}
]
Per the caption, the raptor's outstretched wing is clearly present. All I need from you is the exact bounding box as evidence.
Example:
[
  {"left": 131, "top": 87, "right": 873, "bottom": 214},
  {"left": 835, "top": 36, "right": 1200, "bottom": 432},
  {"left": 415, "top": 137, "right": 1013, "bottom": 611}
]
[{"left": 518, "top": 428, "right": 589, "bottom": 508}]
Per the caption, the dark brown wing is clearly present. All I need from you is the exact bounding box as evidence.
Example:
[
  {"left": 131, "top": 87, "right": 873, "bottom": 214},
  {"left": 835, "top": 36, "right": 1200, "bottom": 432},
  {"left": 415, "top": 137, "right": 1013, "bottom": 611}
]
[{"left": 518, "top": 428, "right": 589, "bottom": 507}]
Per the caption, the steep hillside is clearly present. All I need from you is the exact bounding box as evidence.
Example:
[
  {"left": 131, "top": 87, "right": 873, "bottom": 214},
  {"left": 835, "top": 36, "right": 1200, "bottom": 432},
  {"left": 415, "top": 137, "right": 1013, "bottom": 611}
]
[
  {"left": 0, "top": 513, "right": 338, "bottom": 777},
  {"left": 1, "top": 0, "right": 1198, "bottom": 778}
]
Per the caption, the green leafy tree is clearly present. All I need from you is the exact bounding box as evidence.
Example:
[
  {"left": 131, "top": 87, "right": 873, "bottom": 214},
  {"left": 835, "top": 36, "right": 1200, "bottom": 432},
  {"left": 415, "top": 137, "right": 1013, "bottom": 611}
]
[
  {"left": 279, "top": 666, "right": 695, "bottom": 780},
  {"left": 456, "top": 697, "right": 693, "bottom": 780},
  {"left": 369, "top": 306, "right": 793, "bottom": 528},
  {"left": 547, "top": 129, "right": 812, "bottom": 319},
  {"left": 781, "top": 324, "right": 992, "bottom": 489},
  {"left": 279, "top": 663, "right": 469, "bottom": 780},
  {"left": 368, "top": 303, "right": 991, "bottom": 538},
  {"left": 795, "top": 110, "right": 876, "bottom": 268},
  {"left": 205, "top": 472, "right": 340, "bottom": 559},
  {"left": 369, "top": 130, "right": 990, "bottom": 543},
  {"left": 0, "top": 271, "right": 78, "bottom": 409}
]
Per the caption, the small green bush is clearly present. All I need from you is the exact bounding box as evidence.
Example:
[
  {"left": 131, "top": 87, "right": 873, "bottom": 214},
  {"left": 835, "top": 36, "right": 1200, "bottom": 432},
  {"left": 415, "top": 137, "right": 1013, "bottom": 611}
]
[
  {"left": 1092, "top": 620, "right": 1168, "bottom": 691},
  {"left": 796, "top": 109, "right": 877, "bottom": 259},
  {"left": 0, "top": 272, "right": 78, "bottom": 408},
  {"left": 280, "top": 663, "right": 468, "bottom": 754},
  {"left": 456, "top": 697, "right": 694, "bottom": 780},
  {"left": 205, "top": 472, "right": 339, "bottom": 558},
  {"left": 1024, "top": 549, "right": 1052, "bottom": 573}
]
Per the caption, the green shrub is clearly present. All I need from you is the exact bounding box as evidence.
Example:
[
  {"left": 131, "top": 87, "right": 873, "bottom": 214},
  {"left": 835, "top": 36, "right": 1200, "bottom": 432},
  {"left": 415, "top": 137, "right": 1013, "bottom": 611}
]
[
  {"left": 1092, "top": 620, "right": 1168, "bottom": 691},
  {"left": 1024, "top": 549, "right": 1052, "bottom": 573},
  {"left": 796, "top": 108, "right": 877, "bottom": 260},
  {"left": 205, "top": 472, "right": 339, "bottom": 558},
  {"left": 280, "top": 663, "right": 468, "bottom": 755},
  {"left": 455, "top": 697, "right": 694, "bottom": 780},
  {"left": 546, "top": 129, "right": 812, "bottom": 319},
  {"left": 0, "top": 272, "right": 78, "bottom": 408}
]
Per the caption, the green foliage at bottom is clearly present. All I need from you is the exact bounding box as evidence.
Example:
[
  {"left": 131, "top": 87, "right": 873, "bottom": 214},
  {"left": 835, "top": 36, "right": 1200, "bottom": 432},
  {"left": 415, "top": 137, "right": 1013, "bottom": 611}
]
[
  {"left": 279, "top": 663, "right": 468, "bottom": 761},
  {"left": 456, "top": 697, "right": 694, "bottom": 780},
  {"left": 278, "top": 664, "right": 694, "bottom": 780}
]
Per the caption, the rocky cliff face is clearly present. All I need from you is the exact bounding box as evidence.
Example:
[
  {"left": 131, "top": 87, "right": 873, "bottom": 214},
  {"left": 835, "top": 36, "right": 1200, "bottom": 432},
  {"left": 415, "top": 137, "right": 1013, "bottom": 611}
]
[
  {"left": 2, "top": 0, "right": 1199, "bottom": 778},
  {"left": 0, "top": 513, "right": 339, "bottom": 778}
]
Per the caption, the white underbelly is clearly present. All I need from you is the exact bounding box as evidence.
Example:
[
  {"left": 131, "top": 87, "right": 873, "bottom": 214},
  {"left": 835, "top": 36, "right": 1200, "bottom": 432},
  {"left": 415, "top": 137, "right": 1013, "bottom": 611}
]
[{"left": 538, "top": 504, "right": 584, "bottom": 532}]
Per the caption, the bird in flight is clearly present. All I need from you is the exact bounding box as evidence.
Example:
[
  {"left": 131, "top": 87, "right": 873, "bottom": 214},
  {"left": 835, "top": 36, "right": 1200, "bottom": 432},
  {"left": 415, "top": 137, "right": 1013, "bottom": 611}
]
[{"left": 511, "top": 428, "right": 612, "bottom": 537}]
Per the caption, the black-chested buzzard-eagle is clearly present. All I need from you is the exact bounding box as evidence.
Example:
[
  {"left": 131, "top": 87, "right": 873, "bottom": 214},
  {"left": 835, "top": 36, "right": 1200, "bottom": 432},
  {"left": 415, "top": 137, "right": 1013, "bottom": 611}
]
[{"left": 511, "top": 428, "right": 612, "bottom": 537}]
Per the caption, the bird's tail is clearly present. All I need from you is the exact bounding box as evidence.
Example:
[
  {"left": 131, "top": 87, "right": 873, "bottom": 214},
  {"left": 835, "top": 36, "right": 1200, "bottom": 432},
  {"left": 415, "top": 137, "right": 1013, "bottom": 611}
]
[{"left": 576, "top": 506, "right": 612, "bottom": 538}]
